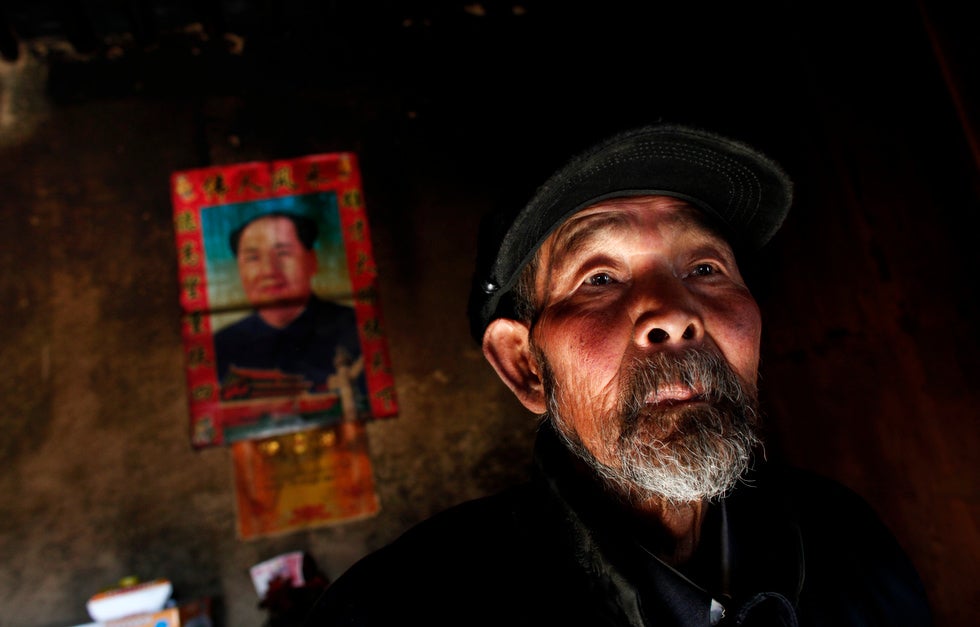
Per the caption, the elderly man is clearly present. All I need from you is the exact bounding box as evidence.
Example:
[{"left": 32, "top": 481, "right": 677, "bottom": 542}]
[
  {"left": 214, "top": 211, "right": 364, "bottom": 400},
  {"left": 313, "top": 125, "right": 931, "bottom": 625}
]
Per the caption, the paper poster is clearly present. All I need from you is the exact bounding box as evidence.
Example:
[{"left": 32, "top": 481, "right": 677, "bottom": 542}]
[
  {"left": 231, "top": 422, "right": 380, "bottom": 539},
  {"left": 171, "top": 153, "right": 397, "bottom": 447}
]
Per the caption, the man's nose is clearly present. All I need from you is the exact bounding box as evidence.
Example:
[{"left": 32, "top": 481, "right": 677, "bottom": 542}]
[
  {"left": 259, "top": 252, "right": 282, "bottom": 273},
  {"left": 631, "top": 274, "right": 704, "bottom": 348}
]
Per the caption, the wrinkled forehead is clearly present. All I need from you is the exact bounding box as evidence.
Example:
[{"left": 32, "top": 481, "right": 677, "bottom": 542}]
[{"left": 540, "top": 195, "right": 734, "bottom": 269}]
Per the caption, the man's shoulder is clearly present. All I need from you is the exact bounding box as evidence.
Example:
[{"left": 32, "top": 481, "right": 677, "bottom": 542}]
[
  {"left": 310, "top": 483, "right": 572, "bottom": 624},
  {"left": 213, "top": 312, "right": 261, "bottom": 344},
  {"left": 308, "top": 295, "right": 356, "bottom": 318},
  {"left": 739, "top": 462, "right": 933, "bottom": 625},
  {"left": 746, "top": 463, "right": 900, "bottom": 538},
  {"left": 735, "top": 462, "right": 913, "bottom": 560},
  {"left": 340, "top": 483, "right": 537, "bottom": 576},
  {"left": 306, "top": 296, "right": 359, "bottom": 338}
]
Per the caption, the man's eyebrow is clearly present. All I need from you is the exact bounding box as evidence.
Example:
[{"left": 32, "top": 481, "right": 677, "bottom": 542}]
[{"left": 548, "top": 213, "right": 631, "bottom": 269}]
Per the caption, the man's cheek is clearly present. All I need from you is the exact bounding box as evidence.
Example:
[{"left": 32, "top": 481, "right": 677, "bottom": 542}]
[{"left": 555, "top": 312, "right": 625, "bottom": 361}]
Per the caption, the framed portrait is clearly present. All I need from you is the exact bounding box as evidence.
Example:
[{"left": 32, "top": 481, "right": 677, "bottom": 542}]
[{"left": 171, "top": 153, "right": 397, "bottom": 447}]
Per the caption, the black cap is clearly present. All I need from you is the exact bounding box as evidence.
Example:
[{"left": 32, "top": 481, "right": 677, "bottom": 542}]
[{"left": 467, "top": 123, "right": 793, "bottom": 343}]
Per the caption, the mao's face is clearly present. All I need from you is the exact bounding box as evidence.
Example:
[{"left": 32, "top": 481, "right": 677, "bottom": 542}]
[
  {"left": 236, "top": 216, "right": 318, "bottom": 307},
  {"left": 530, "top": 196, "right": 762, "bottom": 470}
]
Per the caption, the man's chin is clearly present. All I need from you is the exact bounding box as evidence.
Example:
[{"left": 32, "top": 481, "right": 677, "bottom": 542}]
[
  {"left": 551, "top": 404, "right": 759, "bottom": 504},
  {"left": 252, "top": 294, "right": 309, "bottom": 309},
  {"left": 623, "top": 401, "right": 711, "bottom": 444},
  {"left": 615, "top": 406, "right": 760, "bottom": 502}
]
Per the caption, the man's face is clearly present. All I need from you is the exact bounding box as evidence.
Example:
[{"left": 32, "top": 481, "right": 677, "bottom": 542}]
[
  {"left": 529, "top": 196, "right": 762, "bottom": 501},
  {"left": 236, "top": 216, "right": 318, "bottom": 307}
]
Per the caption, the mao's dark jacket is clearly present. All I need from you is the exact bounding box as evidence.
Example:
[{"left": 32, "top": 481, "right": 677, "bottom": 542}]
[
  {"left": 310, "top": 424, "right": 931, "bottom": 626},
  {"left": 214, "top": 295, "right": 362, "bottom": 394}
]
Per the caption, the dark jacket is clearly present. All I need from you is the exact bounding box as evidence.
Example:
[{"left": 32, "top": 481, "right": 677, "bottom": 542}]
[
  {"left": 311, "top": 424, "right": 931, "bottom": 626},
  {"left": 214, "top": 295, "right": 363, "bottom": 394}
]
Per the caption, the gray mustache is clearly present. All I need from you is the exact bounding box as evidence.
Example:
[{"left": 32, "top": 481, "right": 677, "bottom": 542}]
[{"left": 619, "top": 348, "right": 755, "bottom": 423}]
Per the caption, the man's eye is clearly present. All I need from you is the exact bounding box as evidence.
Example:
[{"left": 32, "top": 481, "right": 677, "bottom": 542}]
[
  {"left": 586, "top": 272, "right": 615, "bottom": 286},
  {"left": 690, "top": 263, "right": 716, "bottom": 277}
]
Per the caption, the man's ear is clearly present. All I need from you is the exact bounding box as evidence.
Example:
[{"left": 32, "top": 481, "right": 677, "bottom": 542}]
[{"left": 482, "top": 318, "right": 546, "bottom": 414}]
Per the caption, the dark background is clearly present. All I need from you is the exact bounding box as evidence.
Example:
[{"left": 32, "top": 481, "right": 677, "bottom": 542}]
[{"left": 0, "top": 1, "right": 976, "bottom": 625}]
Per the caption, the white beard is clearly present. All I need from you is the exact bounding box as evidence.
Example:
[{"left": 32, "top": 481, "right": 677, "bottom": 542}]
[{"left": 543, "top": 348, "right": 761, "bottom": 504}]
